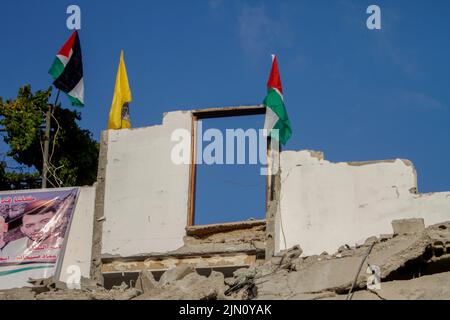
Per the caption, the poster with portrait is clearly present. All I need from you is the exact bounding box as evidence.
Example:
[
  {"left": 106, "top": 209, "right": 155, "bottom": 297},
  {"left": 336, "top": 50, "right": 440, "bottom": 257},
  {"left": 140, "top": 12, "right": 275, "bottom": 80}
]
[{"left": 0, "top": 188, "right": 79, "bottom": 289}]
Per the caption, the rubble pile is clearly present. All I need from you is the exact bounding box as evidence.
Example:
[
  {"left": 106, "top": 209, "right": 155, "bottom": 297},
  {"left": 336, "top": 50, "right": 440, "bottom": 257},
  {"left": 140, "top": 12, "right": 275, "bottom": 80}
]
[
  {"left": 0, "top": 277, "right": 141, "bottom": 300},
  {"left": 253, "top": 220, "right": 450, "bottom": 300},
  {"left": 1, "top": 220, "right": 449, "bottom": 300},
  {"left": 177, "top": 222, "right": 266, "bottom": 255}
]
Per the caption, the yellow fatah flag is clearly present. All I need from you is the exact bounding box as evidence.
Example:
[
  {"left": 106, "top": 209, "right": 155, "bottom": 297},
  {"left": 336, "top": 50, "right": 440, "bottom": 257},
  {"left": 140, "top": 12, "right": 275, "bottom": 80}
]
[{"left": 108, "top": 50, "right": 132, "bottom": 129}]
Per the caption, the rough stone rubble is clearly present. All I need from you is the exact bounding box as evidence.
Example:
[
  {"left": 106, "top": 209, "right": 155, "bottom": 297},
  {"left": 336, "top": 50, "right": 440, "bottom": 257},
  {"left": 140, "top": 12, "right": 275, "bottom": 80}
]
[{"left": 1, "top": 219, "right": 449, "bottom": 300}]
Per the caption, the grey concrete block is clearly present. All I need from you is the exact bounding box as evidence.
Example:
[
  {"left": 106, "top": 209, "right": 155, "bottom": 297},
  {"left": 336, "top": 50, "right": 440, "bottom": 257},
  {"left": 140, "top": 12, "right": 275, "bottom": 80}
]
[
  {"left": 159, "top": 265, "right": 195, "bottom": 286},
  {"left": 391, "top": 218, "right": 425, "bottom": 235}
]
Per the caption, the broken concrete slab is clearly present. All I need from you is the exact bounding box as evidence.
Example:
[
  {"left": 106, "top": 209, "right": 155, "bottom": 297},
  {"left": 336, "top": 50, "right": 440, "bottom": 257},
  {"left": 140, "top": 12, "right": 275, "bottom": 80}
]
[
  {"left": 167, "top": 242, "right": 264, "bottom": 256},
  {"left": 101, "top": 251, "right": 258, "bottom": 276},
  {"left": 255, "top": 256, "right": 364, "bottom": 299},
  {"left": 36, "top": 290, "right": 104, "bottom": 300},
  {"left": 323, "top": 290, "right": 382, "bottom": 300},
  {"left": 364, "top": 236, "right": 378, "bottom": 247},
  {"left": 256, "top": 291, "right": 338, "bottom": 300},
  {"left": 186, "top": 220, "right": 266, "bottom": 237},
  {"left": 34, "top": 287, "right": 141, "bottom": 300},
  {"left": 379, "top": 234, "right": 394, "bottom": 242},
  {"left": 135, "top": 269, "right": 159, "bottom": 294},
  {"left": 109, "top": 286, "right": 141, "bottom": 300},
  {"left": 225, "top": 267, "right": 258, "bottom": 297},
  {"left": 372, "top": 271, "right": 450, "bottom": 300},
  {"left": 255, "top": 221, "right": 450, "bottom": 299},
  {"left": 183, "top": 226, "right": 265, "bottom": 246},
  {"left": 0, "top": 275, "right": 139, "bottom": 300},
  {"left": 79, "top": 276, "right": 103, "bottom": 291},
  {"left": 233, "top": 266, "right": 257, "bottom": 279},
  {"left": 134, "top": 271, "right": 227, "bottom": 300},
  {"left": 369, "top": 221, "right": 450, "bottom": 280},
  {"left": 392, "top": 218, "right": 425, "bottom": 235},
  {"left": 0, "top": 287, "right": 36, "bottom": 300},
  {"left": 159, "top": 265, "right": 195, "bottom": 286},
  {"left": 328, "top": 270, "right": 450, "bottom": 300}
]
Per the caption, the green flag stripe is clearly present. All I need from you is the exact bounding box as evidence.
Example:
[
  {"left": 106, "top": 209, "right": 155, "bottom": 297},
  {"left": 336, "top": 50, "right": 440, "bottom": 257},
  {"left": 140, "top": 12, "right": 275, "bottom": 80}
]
[
  {"left": 264, "top": 88, "right": 289, "bottom": 121},
  {"left": 264, "top": 88, "right": 292, "bottom": 145},
  {"left": 48, "top": 57, "right": 65, "bottom": 80},
  {"left": 67, "top": 95, "right": 83, "bottom": 107},
  {"left": 272, "top": 117, "right": 292, "bottom": 145}
]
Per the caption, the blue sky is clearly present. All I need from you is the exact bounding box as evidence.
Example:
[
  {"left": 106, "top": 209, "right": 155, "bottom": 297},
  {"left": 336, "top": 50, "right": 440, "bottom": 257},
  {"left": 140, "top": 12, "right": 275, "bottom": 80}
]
[{"left": 0, "top": 1, "right": 449, "bottom": 223}]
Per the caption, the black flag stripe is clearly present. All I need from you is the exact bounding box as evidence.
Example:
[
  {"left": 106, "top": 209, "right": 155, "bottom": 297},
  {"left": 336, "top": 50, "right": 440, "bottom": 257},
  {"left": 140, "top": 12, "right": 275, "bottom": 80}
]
[{"left": 53, "top": 32, "right": 83, "bottom": 93}]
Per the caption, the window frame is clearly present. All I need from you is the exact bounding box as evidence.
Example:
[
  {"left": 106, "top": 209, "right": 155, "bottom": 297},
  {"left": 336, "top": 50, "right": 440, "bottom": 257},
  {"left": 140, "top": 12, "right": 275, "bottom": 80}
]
[{"left": 187, "top": 105, "right": 271, "bottom": 227}]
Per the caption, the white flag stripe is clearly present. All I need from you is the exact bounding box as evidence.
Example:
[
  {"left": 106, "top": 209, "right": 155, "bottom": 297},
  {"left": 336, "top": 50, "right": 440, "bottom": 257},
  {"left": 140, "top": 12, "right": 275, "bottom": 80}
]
[
  {"left": 264, "top": 106, "right": 279, "bottom": 133},
  {"left": 68, "top": 78, "right": 84, "bottom": 104},
  {"left": 56, "top": 49, "right": 73, "bottom": 68}
]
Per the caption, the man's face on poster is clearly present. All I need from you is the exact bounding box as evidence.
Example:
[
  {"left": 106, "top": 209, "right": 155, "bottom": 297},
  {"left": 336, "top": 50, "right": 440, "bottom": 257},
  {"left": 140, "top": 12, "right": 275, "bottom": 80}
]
[{"left": 20, "top": 210, "right": 57, "bottom": 242}]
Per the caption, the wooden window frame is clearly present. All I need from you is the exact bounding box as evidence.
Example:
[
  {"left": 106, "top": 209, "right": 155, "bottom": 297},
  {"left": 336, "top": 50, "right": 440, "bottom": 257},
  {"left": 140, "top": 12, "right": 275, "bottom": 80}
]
[{"left": 187, "top": 105, "right": 270, "bottom": 227}]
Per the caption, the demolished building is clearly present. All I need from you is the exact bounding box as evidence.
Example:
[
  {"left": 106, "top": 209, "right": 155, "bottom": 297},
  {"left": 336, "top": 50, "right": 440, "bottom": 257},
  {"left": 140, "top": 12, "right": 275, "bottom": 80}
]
[{"left": 0, "top": 105, "right": 449, "bottom": 299}]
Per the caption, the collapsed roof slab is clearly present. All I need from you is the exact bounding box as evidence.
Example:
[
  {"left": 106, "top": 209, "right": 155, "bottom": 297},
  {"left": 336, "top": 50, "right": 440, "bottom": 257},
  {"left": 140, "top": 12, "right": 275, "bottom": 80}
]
[{"left": 255, "top": 221, "right": 450, "bottom": 300}]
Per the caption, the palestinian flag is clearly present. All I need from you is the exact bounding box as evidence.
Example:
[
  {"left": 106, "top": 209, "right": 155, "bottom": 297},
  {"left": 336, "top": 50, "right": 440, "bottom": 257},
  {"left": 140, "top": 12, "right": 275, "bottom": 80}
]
[
  {"left": 263, "top": 55, "right": 292, "bottom": 145},
  {"left": 48, "top": 31, "right": 84, "bottom": 106}
]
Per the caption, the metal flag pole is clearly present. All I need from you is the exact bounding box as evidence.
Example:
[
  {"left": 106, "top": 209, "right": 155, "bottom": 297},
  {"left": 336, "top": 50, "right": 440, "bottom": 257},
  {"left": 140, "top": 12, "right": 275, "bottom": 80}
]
[{"left": 42, "top": 89, "right": 60, "bottom": 188}]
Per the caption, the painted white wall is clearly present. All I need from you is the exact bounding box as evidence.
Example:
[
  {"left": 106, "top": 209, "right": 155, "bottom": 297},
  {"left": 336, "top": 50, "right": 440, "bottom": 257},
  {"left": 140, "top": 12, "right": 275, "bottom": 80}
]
[
  {"left": 59, "top": 186, "right": 95, "bottom": 282},
  {"left": 101, "top": 111, "right": 192, "bottom": 257},
  {"left": 277, "top": 150, "right": 450, "bottom": 256}
]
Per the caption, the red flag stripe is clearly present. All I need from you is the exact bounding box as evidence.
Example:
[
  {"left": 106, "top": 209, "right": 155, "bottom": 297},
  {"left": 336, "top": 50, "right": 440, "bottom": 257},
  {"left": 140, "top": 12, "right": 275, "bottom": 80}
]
[
  {"left": 266, "top": 55, "right": 283, "bottom": 95},
  {"left": 58, "top": 31, "right": 77, "bottom": 58}
]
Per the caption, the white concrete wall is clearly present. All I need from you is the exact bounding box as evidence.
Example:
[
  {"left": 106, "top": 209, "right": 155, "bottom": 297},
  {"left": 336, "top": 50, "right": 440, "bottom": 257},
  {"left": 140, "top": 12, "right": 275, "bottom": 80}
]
[
  {"left": 59, "top": 186, "right": 95, "bottom": 282},
  {"left": 277, "top": 150, "right": 450, "bottom": 256},
  {"left": 101, "top": 111, "right": 192, "bottom": 257}
]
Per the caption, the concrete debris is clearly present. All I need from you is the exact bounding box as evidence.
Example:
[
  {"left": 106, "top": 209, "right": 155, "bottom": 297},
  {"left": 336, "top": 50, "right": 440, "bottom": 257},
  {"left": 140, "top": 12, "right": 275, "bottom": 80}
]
[
  {"left": 0, "top": 288, "right": 37, "bottom": 300},
  {"left": 224, "top": 266, "right": 257, "bottom": 298},
  {"left": 0, "top": 220, "right": 449, "bottom": 300},
  {"left": 391, "top": 218, "right": 425, "bottom": 235},
  {"left": 379, "top": 234, "right": 393, "bottom": 242},
  {"left": 185, "top": 220, "right": 266, "bottom": 238},
  {"left": 255, "top": 256, "right": 364, "bottom": 299},
  {"left": 162, "top": 242, "right": 263, "bottom": 256},
  {"left": 322, "top": 290, "right": 381, "bottom": 300},
  {"left": 180, "top": 224, "right": 266, "bottom": 255},
  {"left": 255, "top": 221, "right": 450, "bottom": 299},
  {"left": 78, "top": 277, "right": 104, "bottom": 291},
  {"left": 134, "top": 271, "right": 227, "bottom": 300},
  {"left": 158, "top": 265, "right": 194, "bottom": 286},
  {"left": 135, "top": 269, "right": 159, "bottom": 294},
  {"left": 364, "top": 236, "right": 378, "bottom": 247},
  {"left": 27, "top": 277, "right": 68, "bottom": 293},
  {"left": 33, "top": 283, "right": 141, "bottom": 301},
  {"left": 324, "top": 271, "right": 450, "bottom": 300},
  {"left": 0, "top": 276, "right": 140, "bottom": 300},
  {"left": 365, "top": 271, "right": 450, "bottom": 300}
]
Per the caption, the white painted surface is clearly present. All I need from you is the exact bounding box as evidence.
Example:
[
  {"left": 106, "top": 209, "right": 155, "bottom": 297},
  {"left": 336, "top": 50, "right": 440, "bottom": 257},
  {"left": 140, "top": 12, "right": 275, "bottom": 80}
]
[
  {"left": 59, "top": 186, "right": 95, "bottom": 282},
  {"left": 101, "top": 111, "right": 192, "bottom": 257},
  {"left": 277, "top": 150, "right": 450, "bottom": 256}
]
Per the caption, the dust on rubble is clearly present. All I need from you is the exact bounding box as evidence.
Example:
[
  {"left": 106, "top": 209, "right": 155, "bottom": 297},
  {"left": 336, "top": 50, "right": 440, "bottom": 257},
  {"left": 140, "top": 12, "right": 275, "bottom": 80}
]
[{"left": 1, "top": 220, "right": 449, "bottom": 300}]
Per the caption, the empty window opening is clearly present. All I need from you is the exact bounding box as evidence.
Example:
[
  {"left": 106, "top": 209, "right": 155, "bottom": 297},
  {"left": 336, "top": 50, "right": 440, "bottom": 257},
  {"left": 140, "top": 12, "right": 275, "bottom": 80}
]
[{"left": 189, "top": 107, "right": 268, "bottom": 226}]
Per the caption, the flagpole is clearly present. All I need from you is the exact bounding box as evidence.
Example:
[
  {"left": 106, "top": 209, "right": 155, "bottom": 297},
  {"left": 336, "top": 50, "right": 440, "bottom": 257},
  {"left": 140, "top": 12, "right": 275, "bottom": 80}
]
[{"left": 42, "top": 89, "right": 60, "bottom": 188}]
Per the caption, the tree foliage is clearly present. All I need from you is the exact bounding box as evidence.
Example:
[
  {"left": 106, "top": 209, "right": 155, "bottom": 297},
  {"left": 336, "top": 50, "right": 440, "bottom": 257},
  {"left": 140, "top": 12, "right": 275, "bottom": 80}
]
[
  {"left": 0, "top": 161, "right": 41, "bottom": 190},
  {"left": 0, "top": 85, "right": 99, "bottom": 189}
]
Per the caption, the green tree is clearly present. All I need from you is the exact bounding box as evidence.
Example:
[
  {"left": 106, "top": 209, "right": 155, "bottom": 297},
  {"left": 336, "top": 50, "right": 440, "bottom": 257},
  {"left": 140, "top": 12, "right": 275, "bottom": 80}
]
[{"left": 0, "top": 85, "right": 99, "bottom": 189}]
